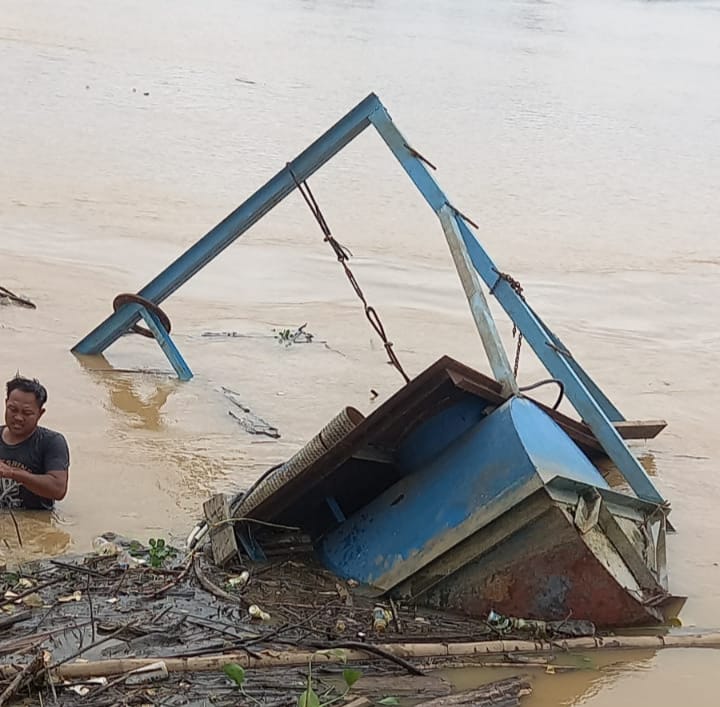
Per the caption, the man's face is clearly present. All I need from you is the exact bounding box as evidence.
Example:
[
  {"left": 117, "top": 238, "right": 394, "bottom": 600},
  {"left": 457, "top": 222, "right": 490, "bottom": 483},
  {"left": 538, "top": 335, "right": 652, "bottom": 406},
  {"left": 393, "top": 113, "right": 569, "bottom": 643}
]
[{"left": 4, "top": 389, "right": 44, "bottom": 439}]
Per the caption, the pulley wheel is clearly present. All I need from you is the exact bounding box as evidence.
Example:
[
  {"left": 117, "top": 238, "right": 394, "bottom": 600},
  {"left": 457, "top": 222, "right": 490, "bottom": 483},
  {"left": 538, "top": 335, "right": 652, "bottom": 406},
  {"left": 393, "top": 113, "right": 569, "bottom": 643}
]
[{"left": 112, "top": 293, "right": 172, "bottom": 339}]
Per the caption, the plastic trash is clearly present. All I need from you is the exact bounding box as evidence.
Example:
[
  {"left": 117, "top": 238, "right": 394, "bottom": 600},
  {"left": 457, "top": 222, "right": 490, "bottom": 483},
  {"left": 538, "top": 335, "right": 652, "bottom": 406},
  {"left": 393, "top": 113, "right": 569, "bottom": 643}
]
[
  {"left": 228, "top": 571, "right": 250, "bottom": 588},
  {"left": 126, "top": 661, "right": 169, "bottom": 685},
  {"left": 487, "top": 609, "right": 547, "bottom": 635},
  {"left": 186, "top": 522, "right": 208, "bottom": 549},
  {"left": 248, "top": 604, "right": 271, "bottom": 621},
  {"left": 373, "top": 605, "right": 393, "bottom": 632},
  {"left": 92, "top": 537, "right": 121, "bottom": 556}
]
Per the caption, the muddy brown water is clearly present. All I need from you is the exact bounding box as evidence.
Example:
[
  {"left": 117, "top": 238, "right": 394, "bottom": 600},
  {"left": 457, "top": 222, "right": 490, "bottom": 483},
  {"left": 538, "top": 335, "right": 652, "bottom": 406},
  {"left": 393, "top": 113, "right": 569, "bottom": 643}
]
[{"left": 1, "top": 0, "right": 719, "bottom": 703}]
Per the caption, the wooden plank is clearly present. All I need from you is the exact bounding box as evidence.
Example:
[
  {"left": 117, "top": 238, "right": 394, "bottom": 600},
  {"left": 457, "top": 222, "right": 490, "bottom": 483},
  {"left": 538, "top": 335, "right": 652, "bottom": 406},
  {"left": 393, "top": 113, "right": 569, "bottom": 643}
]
[
  {"left": 448, "top": 369, "right": 666, "bottom": 452},
  {"left": 203, "top": 494, "right": 238, "bottom": 567},
  {"left": 613, "top": 420, "right": 667, "bottom": 440}
]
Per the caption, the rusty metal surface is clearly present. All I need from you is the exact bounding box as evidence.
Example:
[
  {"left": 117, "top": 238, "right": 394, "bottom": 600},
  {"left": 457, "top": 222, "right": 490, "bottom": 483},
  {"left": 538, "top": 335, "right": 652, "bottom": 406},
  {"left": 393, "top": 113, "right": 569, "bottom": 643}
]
[{"left": 415, "top": 503, "right": 683, "bottom": 628}]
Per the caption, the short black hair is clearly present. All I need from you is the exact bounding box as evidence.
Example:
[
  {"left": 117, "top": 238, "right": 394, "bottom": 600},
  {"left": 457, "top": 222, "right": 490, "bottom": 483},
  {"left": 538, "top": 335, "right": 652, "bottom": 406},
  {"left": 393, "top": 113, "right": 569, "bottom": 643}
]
[{"left": 6, "top": 376, "right": 48, "bottom": 408}]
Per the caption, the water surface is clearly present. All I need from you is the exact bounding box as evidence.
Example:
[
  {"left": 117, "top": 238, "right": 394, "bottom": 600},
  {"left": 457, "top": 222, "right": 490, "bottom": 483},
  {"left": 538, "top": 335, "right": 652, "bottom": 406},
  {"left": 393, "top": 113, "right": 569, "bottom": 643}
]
[{"left": 1, "top": 0, "right": 719, "bottom": 703}]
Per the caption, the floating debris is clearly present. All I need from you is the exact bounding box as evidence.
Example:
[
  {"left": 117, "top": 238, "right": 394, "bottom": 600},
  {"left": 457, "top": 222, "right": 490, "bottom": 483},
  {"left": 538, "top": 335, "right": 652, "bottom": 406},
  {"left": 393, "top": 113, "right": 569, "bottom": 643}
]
[
  {"left": 273, "top": 323, "right": 314, "bottom": 346},
  {"left": 221, "top": 387, "right": 280, "bottom": 438},
  {"left": 0, "top": 285, "right": 36, "bottom": 309}
]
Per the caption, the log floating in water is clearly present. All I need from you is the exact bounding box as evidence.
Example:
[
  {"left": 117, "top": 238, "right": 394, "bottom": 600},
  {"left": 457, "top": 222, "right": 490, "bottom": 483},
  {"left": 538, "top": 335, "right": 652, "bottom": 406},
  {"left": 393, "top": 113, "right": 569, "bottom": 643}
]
[
  {"left": 0, "top": 286, "right": 36, "bottom": 309},
  {"left": 414, "top": 676, "right": 532, "bottom": 707},
  {"left": 3, "top": 630, "right": 716, "bottom": 681}
]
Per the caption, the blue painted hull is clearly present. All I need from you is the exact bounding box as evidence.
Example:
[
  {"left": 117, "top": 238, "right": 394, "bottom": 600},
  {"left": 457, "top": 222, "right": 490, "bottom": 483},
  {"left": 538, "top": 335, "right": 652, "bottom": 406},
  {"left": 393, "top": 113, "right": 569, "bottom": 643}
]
[
  {"left": 316, "top": 397, "right": 681, "bottom": 626},
  {"left": 319, "top": 397, "right": 608, "bottom": 589}
]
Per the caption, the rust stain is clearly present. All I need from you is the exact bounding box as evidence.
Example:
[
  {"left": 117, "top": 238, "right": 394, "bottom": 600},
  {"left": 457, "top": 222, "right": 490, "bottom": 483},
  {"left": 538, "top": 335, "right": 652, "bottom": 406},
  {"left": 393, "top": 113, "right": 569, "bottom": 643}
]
[{"left": 483, "top": 571, "right": 513, "bottom": 602}]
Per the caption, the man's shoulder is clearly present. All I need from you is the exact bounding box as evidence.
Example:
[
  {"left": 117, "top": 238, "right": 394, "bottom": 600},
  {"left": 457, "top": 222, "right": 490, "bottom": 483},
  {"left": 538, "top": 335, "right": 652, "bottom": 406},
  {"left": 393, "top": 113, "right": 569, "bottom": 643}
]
[
  {"left": 36, "top": 427, "right": 69, "bottom": 446},
  {"left": 36, "top": 427, "right": 70, "bottom": 470}
]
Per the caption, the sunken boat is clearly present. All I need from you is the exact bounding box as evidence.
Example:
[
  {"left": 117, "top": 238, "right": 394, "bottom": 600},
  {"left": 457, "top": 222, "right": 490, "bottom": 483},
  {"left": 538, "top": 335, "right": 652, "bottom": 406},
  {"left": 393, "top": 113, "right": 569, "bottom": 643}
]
[
  {"left": 218, "top": 357, "right": 683, "bottom": 629},
  {"left": 69, "top": 92, "right": 684, "bottom": 629}
]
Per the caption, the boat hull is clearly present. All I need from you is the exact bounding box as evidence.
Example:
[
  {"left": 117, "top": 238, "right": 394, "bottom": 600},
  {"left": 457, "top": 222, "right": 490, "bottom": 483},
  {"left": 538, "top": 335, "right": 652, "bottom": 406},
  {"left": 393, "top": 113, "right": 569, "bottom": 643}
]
[
  {"left": 317, "top": 397, "right": 683, "bottom": 628},
  {"left": 403, "top": 494, "right": 683, "bottom": 627}
]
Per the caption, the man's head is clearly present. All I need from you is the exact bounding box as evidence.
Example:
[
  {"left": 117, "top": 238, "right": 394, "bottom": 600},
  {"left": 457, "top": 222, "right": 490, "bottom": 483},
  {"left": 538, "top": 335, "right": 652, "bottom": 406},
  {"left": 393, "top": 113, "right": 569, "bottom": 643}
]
[{"left": 4, "top": 376, "right": 47, "bottom": 440}]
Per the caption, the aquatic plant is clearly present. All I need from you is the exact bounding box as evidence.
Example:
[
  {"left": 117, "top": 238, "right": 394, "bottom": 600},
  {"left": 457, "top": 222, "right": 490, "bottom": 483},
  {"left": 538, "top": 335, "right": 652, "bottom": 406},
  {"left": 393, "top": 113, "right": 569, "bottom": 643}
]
[
  {"left": 147, "top": 538, "right": 177, "bottom": 568},
  {"left": 223, "top": 649, "right": 372, "bottom": 707}
]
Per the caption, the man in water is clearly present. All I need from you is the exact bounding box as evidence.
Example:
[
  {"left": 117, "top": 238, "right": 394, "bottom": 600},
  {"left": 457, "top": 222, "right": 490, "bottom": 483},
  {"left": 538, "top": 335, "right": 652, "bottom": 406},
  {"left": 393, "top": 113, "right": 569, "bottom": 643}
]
[{"left": 0, "top": 377, "right": 69, "bottom": 510}]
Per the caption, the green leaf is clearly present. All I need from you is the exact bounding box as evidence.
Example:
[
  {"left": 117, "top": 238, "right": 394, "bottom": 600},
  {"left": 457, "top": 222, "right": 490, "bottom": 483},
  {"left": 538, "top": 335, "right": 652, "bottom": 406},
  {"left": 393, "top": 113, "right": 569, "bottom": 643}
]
[
  {"left": 298, "top": 688, "right": 321, "bottom": 707},
  {"left": 342, "top": 668, "right": 362, "bottom": 688},
  {"left": 222, "top": 663, "right": 246, "bottom": 686},
  {"left": 378, "top": 698, "right": 399, "bottom": 706}
]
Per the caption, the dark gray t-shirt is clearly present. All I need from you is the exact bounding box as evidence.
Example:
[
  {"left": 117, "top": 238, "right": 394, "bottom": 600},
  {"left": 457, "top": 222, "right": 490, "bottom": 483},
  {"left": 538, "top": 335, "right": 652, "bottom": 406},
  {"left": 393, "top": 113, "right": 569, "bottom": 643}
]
[{"left": 0, "top": 426, "right": 70, "bottom": 510}]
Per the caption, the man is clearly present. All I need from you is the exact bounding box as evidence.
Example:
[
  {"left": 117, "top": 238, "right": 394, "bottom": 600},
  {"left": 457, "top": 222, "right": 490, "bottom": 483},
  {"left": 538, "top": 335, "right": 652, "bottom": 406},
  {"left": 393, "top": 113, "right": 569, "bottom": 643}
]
[{"left": 0, "top": 377, "right": 69, "bottom": 510}]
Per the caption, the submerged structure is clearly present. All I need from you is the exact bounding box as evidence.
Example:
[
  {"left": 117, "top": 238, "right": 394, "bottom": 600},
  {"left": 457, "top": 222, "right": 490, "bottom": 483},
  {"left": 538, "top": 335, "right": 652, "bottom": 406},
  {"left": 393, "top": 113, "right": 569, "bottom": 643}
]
[{"left": 73, "top": 94, "right": 684, "bottom": 627}]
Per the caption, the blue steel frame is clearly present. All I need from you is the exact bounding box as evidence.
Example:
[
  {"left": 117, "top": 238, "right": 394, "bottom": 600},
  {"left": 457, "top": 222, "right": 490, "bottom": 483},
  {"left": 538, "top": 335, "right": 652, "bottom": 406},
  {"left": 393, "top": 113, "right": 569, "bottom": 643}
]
[{"left": 72, "top": 93, "right": 662, "bottom": 504}]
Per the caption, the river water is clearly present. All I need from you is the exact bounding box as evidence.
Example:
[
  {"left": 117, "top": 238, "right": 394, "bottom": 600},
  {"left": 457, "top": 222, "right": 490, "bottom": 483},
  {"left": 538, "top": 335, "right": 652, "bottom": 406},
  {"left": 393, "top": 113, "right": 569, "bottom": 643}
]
[{"left": 1, "top": 0, "right": 719, "bottom": 702}]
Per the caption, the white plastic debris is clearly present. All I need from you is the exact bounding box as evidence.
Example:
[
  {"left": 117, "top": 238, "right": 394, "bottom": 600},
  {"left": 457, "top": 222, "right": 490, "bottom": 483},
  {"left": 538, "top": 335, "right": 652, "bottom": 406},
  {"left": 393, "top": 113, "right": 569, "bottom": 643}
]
[{"left": 125, "top": 661, "right": 169, "bottom": 685}]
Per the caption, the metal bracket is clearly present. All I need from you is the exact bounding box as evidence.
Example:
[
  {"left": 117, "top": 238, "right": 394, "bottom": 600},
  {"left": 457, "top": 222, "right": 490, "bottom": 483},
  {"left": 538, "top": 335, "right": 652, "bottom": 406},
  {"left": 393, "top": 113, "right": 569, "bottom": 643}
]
[{"left": 325, "top": 496, "right": 346, "bottom": 523}]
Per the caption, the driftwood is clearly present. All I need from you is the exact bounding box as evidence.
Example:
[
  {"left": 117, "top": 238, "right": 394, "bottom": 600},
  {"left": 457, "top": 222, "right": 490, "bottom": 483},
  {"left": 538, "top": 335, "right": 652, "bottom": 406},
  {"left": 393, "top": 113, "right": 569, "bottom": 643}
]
[
  {"left": 0, "top": 652, "right": 44, "bottom": 706},
  {"left": 0, "top": 286, "right": 36, "bottom": 309},
  {"left": 222, "top": 387, "right": 280, "bottom": 438},
  {"left": 351, "top": 674, "right": 452, "bottom": 700},
  {"left": 0, "top": 610, "right": 32, "bottom": 631},
  {"left": 414, "top": 676, "right": 532, "bottom": 707},
  {"left": 192, "top": 553, "right": 245, "bottom": 605},
  {"left": 3, "top": 630, "right": 714, "bottom": 681}
]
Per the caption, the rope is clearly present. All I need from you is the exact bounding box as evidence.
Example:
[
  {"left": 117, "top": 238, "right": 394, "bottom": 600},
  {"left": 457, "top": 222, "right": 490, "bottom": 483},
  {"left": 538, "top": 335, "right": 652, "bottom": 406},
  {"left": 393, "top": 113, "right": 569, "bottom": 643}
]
[
  {"left": 491, "top": 269, "right": 525, "bottom": 378},
  {"left": 288, "top": 167, "right": 411, "bottom": 384}
]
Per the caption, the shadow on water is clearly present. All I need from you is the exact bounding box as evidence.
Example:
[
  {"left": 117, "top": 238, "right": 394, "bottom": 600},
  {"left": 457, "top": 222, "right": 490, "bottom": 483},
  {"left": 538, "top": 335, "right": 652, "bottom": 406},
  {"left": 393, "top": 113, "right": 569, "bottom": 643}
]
[
  {"left": 73, "top": 354, "right": 237, "bottom": 517},
  {"left": 76, "top": 353, "right": 179, "bottom": 431}
]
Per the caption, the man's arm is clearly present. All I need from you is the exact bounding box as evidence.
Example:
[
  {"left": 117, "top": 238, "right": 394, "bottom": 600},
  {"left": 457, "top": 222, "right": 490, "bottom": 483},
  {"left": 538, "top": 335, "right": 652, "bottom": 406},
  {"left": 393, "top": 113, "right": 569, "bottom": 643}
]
[{"left": 0, "top": 461, "right": 68, "bottom": 500}]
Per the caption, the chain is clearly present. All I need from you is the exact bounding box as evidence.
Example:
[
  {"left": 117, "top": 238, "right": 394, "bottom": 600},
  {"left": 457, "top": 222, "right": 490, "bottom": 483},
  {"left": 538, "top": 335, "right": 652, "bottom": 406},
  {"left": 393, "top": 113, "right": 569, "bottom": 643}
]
[
  {"left": 492, "top": 269, "right": 525, "bottom": 379},
  {"left": 288, "top": 168, "right": 411, "bottom": 384}
]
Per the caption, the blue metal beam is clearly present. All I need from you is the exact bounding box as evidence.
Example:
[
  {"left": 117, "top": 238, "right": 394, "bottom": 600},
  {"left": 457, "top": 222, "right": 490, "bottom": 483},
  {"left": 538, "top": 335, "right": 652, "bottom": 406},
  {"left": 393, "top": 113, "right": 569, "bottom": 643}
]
[
  {"left": 138, "top": 308, "right": 193, "bottom": 381},
  {"left": 72, "top": 93, "right": 384, "bottom": 355},
  {"left": 437, "top": 204, "right": 517, "bottom": 395},
  {"left": 452, "top": 214, "right": 662, "bottom": 503},
  {"left": 368, "top": 104, "right": 660, "bottom": 503}
]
